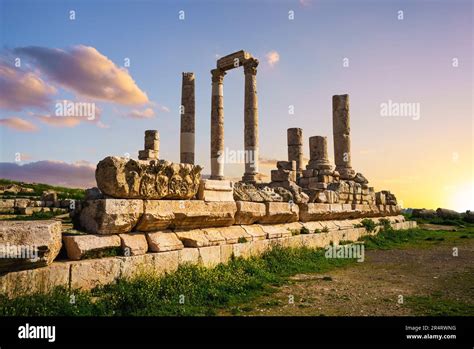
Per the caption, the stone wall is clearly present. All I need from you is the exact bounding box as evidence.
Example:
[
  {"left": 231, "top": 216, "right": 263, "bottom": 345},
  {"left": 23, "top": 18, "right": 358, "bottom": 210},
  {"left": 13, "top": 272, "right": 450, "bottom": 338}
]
[{"left": 0, "top": 216, "right": 416, "bottom": 297}]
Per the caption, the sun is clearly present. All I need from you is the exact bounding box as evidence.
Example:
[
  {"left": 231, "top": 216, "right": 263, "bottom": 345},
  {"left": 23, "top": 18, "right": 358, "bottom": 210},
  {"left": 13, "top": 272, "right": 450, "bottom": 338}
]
[{"left": 448, "top": 182, "right": 474, "bottom": 212}]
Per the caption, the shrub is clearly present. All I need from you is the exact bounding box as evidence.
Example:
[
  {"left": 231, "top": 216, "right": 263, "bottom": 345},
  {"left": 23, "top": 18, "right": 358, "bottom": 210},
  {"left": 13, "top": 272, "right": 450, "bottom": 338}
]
[
  {"left": 360, "top": 219, "right": 376, "bottom": 233},
  {"left": 300, "top": 226, "right": 310, "bottom": 235}
]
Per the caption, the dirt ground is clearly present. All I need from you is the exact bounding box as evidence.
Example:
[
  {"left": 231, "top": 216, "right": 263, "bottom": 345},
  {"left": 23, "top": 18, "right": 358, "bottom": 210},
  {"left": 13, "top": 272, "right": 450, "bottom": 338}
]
[{"left": 221, "top": 233, "right": 474, "bottom": 316}]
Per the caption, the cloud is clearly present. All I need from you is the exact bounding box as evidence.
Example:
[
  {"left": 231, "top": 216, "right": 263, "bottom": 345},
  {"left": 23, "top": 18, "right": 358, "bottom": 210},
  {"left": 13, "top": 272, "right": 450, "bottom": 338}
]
[
  {"left": 127, "top": 107, "right": 155, "bottom": 119},
  {"left": 0, "top": 60, "right": 56, "bottom": 111},
  {"left": 0, "top": 117, "right": 38, "bottom": 132},
  {"left": 0, "top": 160, "right": 96, "bottom": 188},
  {"left": 299, "top": 0, "right": 312, "bottom": 6},
  {"left": 14, "top": 45, "right": 149, "bottom": 105},
  {"left": 34, "top": 114, "right": 81, "bottom": 128},
  {"left": 265, "top": 50, "right": 280, "bottom": 68}
]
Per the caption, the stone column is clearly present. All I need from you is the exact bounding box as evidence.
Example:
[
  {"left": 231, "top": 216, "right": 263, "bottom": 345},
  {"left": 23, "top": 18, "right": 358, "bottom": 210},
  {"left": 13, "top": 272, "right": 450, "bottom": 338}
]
[
  {"left": 138, "top": 130, "right": 159, "bottom": 160},
  {"left": 242, "top": 58, "right": 259, "bottom": 183},
  {"left": 308, "top": 136, "right": 332, "bottom": 169},
  {"left": 332, "top": 94, "right": 355, "bottom": 179},
  {"left": 180, "top": 72, "right": 195, "bottom": 164},
  {"left": 287, "top": 128, "right": 303, "bottom": 174},
  {"left": 210, "top": 68, "right": 226, "bottom": 180}
]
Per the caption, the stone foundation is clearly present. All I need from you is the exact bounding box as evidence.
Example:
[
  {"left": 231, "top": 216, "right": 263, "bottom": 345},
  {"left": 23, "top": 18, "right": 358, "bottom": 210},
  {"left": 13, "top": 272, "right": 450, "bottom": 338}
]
[{"left": 0, "top": 216, "right": 416, "bottom": 297}]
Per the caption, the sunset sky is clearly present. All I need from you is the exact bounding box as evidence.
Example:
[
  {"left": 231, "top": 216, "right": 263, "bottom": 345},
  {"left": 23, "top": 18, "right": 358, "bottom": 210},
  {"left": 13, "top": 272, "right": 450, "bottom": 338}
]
[{"left": 0, "top": 0, "right": 472, "bottom": 211}]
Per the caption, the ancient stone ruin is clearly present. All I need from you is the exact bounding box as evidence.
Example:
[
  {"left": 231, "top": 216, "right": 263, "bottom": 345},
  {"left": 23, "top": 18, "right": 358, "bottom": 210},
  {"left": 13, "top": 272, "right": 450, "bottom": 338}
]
[{"left": 0, "top": 50, "right": 415, "bottom": 296}]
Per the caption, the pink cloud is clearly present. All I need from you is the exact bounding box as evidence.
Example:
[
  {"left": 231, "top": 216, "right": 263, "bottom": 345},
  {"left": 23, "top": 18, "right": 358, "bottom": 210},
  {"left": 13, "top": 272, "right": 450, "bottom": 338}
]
[
  {"left": 265, "top": 50, "right": 280, "bottom": 68},
  {"left": 0, "top": 117, "right": 38, "bottom": 132},
  {"left": 127, "top": 107, "right": 155, "bottom": 119},
  {"left": 0, "top": 60, "right": 56, "bottom": 111},
  {"left": 0, "top": 160, "right": 96, "bottom": 188},
  {"left": 15, "top": 45, "right": 149, "bottom": 105}
]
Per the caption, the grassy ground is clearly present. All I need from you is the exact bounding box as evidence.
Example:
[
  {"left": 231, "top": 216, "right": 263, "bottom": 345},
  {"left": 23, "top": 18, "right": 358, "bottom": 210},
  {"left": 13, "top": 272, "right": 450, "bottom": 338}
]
[
  {"left": 0, "top": 178, "right": 85, "bottom": 200},
  {"left": 0, "top": 222, "right": 473, "bottom": 316}
]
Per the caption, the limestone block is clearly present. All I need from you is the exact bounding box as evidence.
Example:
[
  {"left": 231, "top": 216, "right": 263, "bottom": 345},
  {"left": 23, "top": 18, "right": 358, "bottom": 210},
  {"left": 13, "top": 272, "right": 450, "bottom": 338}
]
[
  {"left": 277, "top": 161, "right": 296, "bottom": 171},
  {"left": 232, "top": 242, "right": 252, "bottom": 259},
  {"left": 119, "top": 254, "right": 155, "bottom": 279},
  {"left": 220, "top": 244, "right": 234, "bottom": 263},
  {"left": 14, "top": 199, "right": 30, "bottom": 208},
  {"left": 153, "top": 251, "right": 179, "bottom": 275},
  {"left": 298, "top": 203, "right": 333, "bottom": 222},
  {"left": 0, "top": 262, "right": 70, "bottom": 297},
  {"left": 95, "top": 156, "right": 202, "bottom": 200},
  {"left": 302, "top": 169, "right": 314, "bottom": 178},
  {"left": 179, "top": 248, "right": 200, "bottom": 265},
  {"left": 234, "top": 201, "right": 266, "bottom": 224},
  {"left": 271, "top": 169, "right": 296, "bottom": 182},
  {"left": 79, "top": 199, "right": 143, "bottom": 234},
  {"left": 197, "top": 179, "right": 234, "bottom": 202},
  {"left": 70, "top": 257, "right": 122, "bottom": 290},
  {"left": 175, "top": 229, "right": 210, "bottom": 247},
  {"left": 0, "top": 220, "right": 62, "bottom": 272},
  {"left": 198, "top": 246, "right": 221, "bottom": 268},
  {"left": 241, "top": 225, "right": 267, "bottom": 240},
  {"left": 146, "top": 231, "right": 183, "bottom": 252},
  {"left": 119, "top": 233, "right": 148, "bottom": 256},
  {"left": 249, "top": 239, "right": 270, "bottom": 257},
  {"left": 259, "top": 224, "right": 293, "bottom": 239},
  {"left": 63, "top": 234, "right": 121, "bottom": 261},
  {"left": 136, "top": 200, "right": 236, "bottom": 231},
  {"left": 258, "top": 202, "right": 299, "bottom": 224},
  {"left": 212, "top": 226, "right": 251, "bottom": 244}
]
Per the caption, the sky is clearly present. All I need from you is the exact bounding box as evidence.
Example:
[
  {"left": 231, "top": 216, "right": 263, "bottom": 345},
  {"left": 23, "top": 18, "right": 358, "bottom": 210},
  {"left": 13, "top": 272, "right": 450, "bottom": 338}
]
[{"left": 0, "top": 0, "right": 472, "bottom": 211}]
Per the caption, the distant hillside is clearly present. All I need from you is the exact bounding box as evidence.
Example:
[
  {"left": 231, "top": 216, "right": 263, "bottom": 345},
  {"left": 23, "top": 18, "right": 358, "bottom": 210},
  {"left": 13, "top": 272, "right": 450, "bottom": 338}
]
[{"left": 0, "top": 178, "right": 85, "bottom": 200}]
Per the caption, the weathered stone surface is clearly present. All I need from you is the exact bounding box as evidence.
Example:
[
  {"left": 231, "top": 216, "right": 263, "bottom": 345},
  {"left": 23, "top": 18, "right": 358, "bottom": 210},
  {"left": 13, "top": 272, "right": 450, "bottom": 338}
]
[
  {"left": 200, "top": 228, "right": 228, "bottom": 245},
  {"left": 78, "top": 199, "right": 143, "bottom": 234},
  {"left": 234, "top": 201, "right": 266, "bottom": 224},
  {"left": 119, "top": 233, "right": 148, "bottom": 256},
  {"left": 70, "top": 257, "right": 121, "bottom": 290},
  {"left": 153, "top": 251, "right": 179, "bottom": 274},
  {"left": 0, "top": 262, "right": 70, "bottom": 297},
  {"left": 271, "top": 169, "right": 296, "bottom": 182},
  {"left": 241, "top": 225, "right": 267, "bottom": 240},
  {"left": 63, "top": 234, "right": 121, "bottom": 261},
  {"left": 258, "top": 202, "right": 299, "bottom": 224},
  {"left": 220, "top": 244, "right": 234, "bottom": 263},
  {"left": 41, "top": 190, "right": 57, "bottom": 202},
  {"left": 176, "top": 229, "right": 210, "bottom": 247},
  {"left": 233, "top": 182, "right": 283, "bottom": 202},
  {"left": 197, "top": 179, "right": 234, "bottom": 202},
  {"left": 119, "top": 253, "right": 155, "bottom": 278},
  {"left": 178, "top": 248, "right": 200, "bottom": 264},
  {"left": 214, "top": 226, "right": 251, "bottom": 244},
  {"left": 0, "top": 220, "right": 62, "bottom": 273},
  {"left": 95, "top": 156, "right": 202, "bottom": 199},
  {"left": 136, "top": 200, "right": 236, "bottom": 231},
  {"left": 146, "top": 231, "right": 183, "bottom": 252},
  {"left": 198, "top": 246, "right": 221, "bottom": 268},
  {"left": 259, "top": 224, "right": 293, "bottom": 239},
  {"left": 85, "top": 187, "right": 103, "bottom": 200}
]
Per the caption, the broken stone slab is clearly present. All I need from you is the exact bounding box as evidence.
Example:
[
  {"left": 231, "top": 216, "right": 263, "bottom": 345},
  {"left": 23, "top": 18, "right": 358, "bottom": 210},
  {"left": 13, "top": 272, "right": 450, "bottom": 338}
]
[
  {"left": 135, "top": 200, "right": 236, "bottom": 231},
  {"left": 175, "top": 229, "right": 210, "bottom": 247},
  {"left": 95, "top": 156, "right": 202, "bottom": 200},
  {"left": 119, "top": 233, "right": 148, "bottom": 256},
  {"left": 210, "top": 226, "right": 252, "bottom": 244},
  {"left": 234, "top": 201, "right": 266, "bottom": 224},
  {"left": 258, "top": 223, "right": 294, "bottom": 239},
  {"left": 258, "top": 202, "right": 299, "bottom": 224},
  {"left": 62, "top": 234, "right": 121, "bottom": 261},
  {"left": 78, "top": 199, "right": 143, "bottom": 234},
  {"left": 0, "top": 220, "right": 62, "bottom": 273},
  {"left": 240, "top": 225, "right": 267, "bottom": 240},
  {"left": 146, "top": 231, "right": 183, "bottom": 252},
  {"left": 197, "top": 179, "right": 234, "bottom": 202}
]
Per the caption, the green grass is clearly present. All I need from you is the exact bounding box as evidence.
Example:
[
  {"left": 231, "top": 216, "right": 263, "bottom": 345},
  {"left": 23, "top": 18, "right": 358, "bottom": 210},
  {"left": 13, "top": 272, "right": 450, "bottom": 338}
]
[
  {"left": 0, "top": 246, "right": 356, "bottom": 316},
  {"left": 0, "top": 210, "right": 64, "bottom": 221},
  {"left": 406, "top": 295, "right": 474, "bottom": 316},
  {"left": 0, "top": 178, "right": 85, "bottom": 200}
]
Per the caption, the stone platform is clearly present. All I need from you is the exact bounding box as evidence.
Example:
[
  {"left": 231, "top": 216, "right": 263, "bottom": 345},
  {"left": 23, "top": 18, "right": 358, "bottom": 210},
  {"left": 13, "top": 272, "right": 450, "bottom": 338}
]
[{"left": 0, "top": 216, "right": 416, "bottom": 297}]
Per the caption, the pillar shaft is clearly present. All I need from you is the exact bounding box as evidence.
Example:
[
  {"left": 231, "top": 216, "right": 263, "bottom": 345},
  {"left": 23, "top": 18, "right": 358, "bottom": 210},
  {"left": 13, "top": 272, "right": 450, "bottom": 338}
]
[
  {"left": 308, "top": 136, "right": 332, "bottom": 170},
  {"left": 210, "top": 69, "right": 226, "bottom": 180},
  {"left": 180, "top": 72, "right": 195, "bottom": 164},
  {"left": 242, "top": 59, "right": 259, "bottom": 182},
  {"left": 287, "top": 128, "right": 303, "bottom": 174},
  {"left": 139, "top": 130, "right": 159, "bottom": 160},
  {"left": 332, "top": 94, "right": 355, "bottom": 178}
]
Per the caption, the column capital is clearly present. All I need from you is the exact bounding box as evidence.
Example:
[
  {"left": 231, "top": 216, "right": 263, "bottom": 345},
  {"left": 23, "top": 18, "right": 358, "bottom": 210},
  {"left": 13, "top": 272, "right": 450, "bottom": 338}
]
[
  {"left": 211, "top": 68, "right": 226, "bottom": 83},
  {"left": 243, "top": 58, "right": 259, "bottom": 75}
]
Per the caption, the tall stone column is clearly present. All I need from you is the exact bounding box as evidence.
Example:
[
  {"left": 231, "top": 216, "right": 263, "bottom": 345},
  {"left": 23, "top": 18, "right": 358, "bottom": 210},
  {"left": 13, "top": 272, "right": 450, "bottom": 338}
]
[
  {"left": 180, "top": 72, "right": 195, "bottom": 164},
  {"left": 287, "top": 128, "right": 303, "bottom": 175},
  {"left": 138, "top": 130, "right": 159, "bottom": 160},
  {"left": 242, "top": 58, "right": 259, "bottom": 183},
  {"left": 210, "top": 68, "right": 226, "bottom": 180},
  {"left": 332, "top": 94, "right": 355, "bottom": 179},
  {"left": 308, "top": 136, "right": 332, "bottom": 170}
]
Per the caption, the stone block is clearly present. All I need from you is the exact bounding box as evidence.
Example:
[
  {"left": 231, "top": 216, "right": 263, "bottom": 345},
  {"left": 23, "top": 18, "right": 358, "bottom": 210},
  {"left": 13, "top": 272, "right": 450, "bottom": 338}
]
[
  {"left": 198, "top": 246, "right": 221, "bottom": 268},
  {"left": 79, "top": 199, "right": 143, "bottom": 234},
  {"left": 234, "top": 201, "right": 266, "bottom": 224},
  {"left": 208, "top": 226, "right": 250, "bottom": 244},
  {"left": 0, "top": 220, "right": 62, "bottom": 272},
  {"left": 70, "top": 257, "right": 122, "bottom": 290},
  {"left": 178, "top": 248, "right": 200, "bottom": 265},
  {"left": 197, "top": 179, "right": 234, "bottom": 202},
  {"left": 119, "top": 253, "right": 155, "bottom": 279},
  {"left": 232, "top": 242, "right": 252, "bottom": 259},
  {"left": 63, "top": 234, "right": 121, "bottom": 261},
  {"left": 175, "top": 229, "right": 210, "bottom": 247},
  {"left": 119, "top": 233, "right": 148, "bottom": 256},
  {"left": 259, "top": 202, "right": 299, "bottom": 224},
  {"left": 146, "top": 231, "right": 183, "bottom": 252},
  {"left": 153, "top": 250, "right": 179, "bottom": 275},
  {"left": 277, "top": 161, "right": 296, "bottom": 171},
  {"left": 220, "top": 244, "right": 234, "bottom": 263},
  {"left": 241, "top": 225, "right": 266, "bottom": 240}
]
